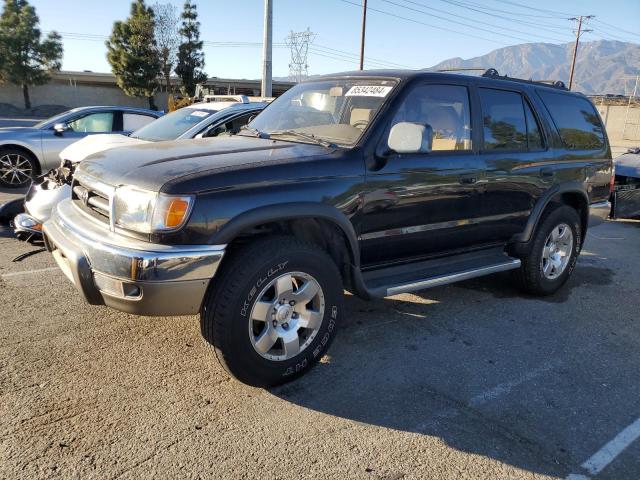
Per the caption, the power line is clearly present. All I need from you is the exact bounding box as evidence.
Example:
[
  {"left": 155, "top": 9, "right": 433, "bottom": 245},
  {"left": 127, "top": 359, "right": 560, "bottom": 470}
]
[
  {"left": 382, "top": 0, "right": 569, "bottom": 44},
  {"left": 491, "top": 0, "right": 574, "bottom": 17},
  {"left": 433, "top": 0, "right": 568, "bottom": 20},
  {"left": 592, "top": 19, "right": 640, "bottom": 40},
  {"left": 338, "top": 0, "right": 511, "bottom": 45},
  {"left": 431, "top": 0, "right": 573, "bottom": 37}
]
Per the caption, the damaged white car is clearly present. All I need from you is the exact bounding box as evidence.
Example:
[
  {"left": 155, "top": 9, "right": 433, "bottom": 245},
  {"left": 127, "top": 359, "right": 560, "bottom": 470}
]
[{"left": 9, "top": 98, "right": 267, "bottom": 240}]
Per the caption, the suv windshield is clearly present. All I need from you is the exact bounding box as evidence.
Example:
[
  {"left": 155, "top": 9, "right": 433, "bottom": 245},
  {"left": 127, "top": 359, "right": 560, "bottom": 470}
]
[
  {"left": 248, "top": 79, "right": 397, "bottom": 146},
  {"left": 131, "top": 107, "right": 218, "bottom": 141}
]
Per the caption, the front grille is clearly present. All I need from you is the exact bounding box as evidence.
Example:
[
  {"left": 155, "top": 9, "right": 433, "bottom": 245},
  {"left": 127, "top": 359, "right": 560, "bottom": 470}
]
[{"left": 71, "top": 175, "right": 113, "bottom": 226}]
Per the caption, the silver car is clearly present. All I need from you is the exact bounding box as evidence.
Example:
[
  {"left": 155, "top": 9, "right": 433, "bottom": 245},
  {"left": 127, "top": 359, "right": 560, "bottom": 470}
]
[
  {"left": 11, "top": 99, "right": 268, "bottom": 238},
  {"left": 0, "top": 106, "right": 161, "bottom": 188}
]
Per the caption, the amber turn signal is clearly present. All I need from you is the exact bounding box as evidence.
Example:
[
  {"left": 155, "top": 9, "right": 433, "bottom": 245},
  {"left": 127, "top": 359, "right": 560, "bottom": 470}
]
[{"left": 164, "top": 198, "right": 191, "bottom": 228}]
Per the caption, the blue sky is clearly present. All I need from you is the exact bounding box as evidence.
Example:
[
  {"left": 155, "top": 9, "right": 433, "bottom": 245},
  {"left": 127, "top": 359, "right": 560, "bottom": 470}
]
[{"left": 29, "top": 0, "right": 640, "bottom": 79}]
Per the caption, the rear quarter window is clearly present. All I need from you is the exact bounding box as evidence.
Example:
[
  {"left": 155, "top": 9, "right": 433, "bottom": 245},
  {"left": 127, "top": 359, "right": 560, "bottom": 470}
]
[{"left": 538, "top": 91, "right": 605, "bottom": 150}]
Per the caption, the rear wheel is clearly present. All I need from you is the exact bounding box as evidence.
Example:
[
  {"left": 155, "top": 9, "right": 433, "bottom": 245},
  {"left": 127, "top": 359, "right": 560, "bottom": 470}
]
[
  {"left": 0, "top": 148, "right": 38, "bottom": 188},
  {"left": 512, "top": 205, "right": 582, "bottom": 295},
  {"left": 200, "top": 236, "right": 343, "bottom": 387}
]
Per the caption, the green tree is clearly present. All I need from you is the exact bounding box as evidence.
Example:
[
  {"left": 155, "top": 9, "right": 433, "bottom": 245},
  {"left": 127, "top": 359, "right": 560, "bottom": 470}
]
[
  {"left": 106, "top": 0, "right": 161, "bottom": 110},
  {"left": 0, "top": 0, "right": 63, "bottom": 109},
  {"left": 175, "top": 1, "right": 207, "bottom": 97}
]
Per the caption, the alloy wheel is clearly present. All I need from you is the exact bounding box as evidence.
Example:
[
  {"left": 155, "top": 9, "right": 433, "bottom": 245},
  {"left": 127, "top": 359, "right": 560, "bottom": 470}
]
[
  {"left": 248, "top": 271, "right": 325, "bottom": 361},
  {"left": 541, "top": 223, "right": 574, "bottom": 280},
  {"left": 0, "top": 154, "right": 33, "bottom": 186}
]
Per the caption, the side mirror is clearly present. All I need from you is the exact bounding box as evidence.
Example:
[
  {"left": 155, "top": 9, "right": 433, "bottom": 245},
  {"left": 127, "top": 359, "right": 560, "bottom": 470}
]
[
  {"left": 387, "top": 122, "right": 433, "bottom": 154},
  {"left": 53, "top": 123, "right": 69, "bottom": 135}
]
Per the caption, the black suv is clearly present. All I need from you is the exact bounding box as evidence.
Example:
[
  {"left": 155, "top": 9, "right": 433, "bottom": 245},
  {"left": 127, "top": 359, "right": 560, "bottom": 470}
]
[{"left": 43, "top": 70, "right": 612, "bottom": 387}]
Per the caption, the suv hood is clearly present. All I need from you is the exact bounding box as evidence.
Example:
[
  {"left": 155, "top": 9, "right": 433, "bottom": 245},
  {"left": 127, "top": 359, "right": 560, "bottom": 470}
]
[
  {"left": 60, "top": 134, "right": 149, "bottom": 163},
  {"left": 78, "top": 136, "right": 329, "bottom": 192}
]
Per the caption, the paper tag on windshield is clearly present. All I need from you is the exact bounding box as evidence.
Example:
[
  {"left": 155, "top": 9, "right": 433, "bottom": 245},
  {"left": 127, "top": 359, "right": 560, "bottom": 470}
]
[
  {"left": 190, "top": 111, "right": 210, "bottom": 117},
  {"left": 345, "top": 85, "right": 393, "bottom": 97}
]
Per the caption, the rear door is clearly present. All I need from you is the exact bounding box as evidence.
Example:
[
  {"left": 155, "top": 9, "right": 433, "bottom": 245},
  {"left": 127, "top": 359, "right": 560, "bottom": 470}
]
[
  {"left": 359, "top": 81, "right": 490, "bottom": 266},
  {"left": 476, "top": 87, "right": 551, "bottom": 241}
]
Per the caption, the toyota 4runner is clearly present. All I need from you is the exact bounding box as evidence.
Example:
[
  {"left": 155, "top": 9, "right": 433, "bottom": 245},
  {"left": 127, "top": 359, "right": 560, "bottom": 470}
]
[{"left": 42, "top": 70, "right": 612, "bottom": 387}]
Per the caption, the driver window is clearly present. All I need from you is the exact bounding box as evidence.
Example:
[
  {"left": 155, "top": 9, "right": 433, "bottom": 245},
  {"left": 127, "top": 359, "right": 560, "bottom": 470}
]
[
  {"left": 67, "top": 112, "right": 114, "bottom": 133},
  {"left": 390, "top": 84, "right": 472, "bottom": 151}
]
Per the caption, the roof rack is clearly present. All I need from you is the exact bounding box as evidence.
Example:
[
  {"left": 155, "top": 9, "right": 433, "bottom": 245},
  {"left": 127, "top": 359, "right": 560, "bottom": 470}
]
[{"left": 481, "top": 68, "right": 568, "bottom": 91}]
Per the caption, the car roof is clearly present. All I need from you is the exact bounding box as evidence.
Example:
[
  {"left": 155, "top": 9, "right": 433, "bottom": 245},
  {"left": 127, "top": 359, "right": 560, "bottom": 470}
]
[
  {"left": 64, "top": 105, "right": 162, "bottom": 116},
  {"left": 310, "top": 69, "right": 580, "bottom": 96}
]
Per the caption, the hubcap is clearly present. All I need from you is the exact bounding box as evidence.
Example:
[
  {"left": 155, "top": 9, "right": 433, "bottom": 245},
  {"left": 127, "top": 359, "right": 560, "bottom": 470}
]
[
  {"left": 541, "top": 223, "right": 574, "bottom": 280},
  {"left": 0, "top": 154, "right": 32, "bottom": 186},
  {"left": 248, "top": 271, "right": 325, "bottom": 361}
]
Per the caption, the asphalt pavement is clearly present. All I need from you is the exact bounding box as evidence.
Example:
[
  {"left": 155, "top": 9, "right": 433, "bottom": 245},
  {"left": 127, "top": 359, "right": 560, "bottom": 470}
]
[{"left": 1, "top": 182, "right": 639, "bottom": 479}]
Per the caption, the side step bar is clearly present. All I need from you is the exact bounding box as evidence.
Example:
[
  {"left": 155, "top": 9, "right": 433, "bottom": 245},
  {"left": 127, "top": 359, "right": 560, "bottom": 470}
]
[
  {"left": 385, "top": 259, "right": 520, "bottom": 296},
  {"left": 360, "top": 247, "right": 521, "bottom": 298}
]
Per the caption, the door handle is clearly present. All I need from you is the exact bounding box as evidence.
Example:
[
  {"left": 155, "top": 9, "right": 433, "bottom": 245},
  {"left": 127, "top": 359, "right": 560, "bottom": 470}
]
[
  {"left": 540, "top": 167, "right": 554, "bottom": 178},
  {"left": 459, "top": 175, "right": 478, "bottom": 184}
]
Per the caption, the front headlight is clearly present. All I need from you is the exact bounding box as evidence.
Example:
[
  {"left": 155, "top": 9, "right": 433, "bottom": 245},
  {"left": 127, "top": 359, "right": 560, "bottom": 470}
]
[{"left": 113, "top": 186, "right": 193, "bottom": 233}]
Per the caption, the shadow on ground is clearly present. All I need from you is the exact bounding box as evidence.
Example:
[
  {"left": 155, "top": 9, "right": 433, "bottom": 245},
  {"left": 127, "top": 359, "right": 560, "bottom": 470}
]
[{"left": 268, "top": 256, "right": 637, "bottom": 478}]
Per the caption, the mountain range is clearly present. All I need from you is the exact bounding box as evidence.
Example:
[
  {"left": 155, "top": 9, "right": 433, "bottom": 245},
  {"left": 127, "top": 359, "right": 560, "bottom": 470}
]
[
  {"left": 428, "top": 40, "right": 639, "bottom": 94},
  {"left": 277, "top": 40, "right": 639, "bottom": 95}
]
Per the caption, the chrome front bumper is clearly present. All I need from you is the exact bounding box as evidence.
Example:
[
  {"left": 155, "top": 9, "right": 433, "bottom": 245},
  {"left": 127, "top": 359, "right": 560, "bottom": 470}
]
[
  {"left": 43, "top": 199, "right": 225, "bottom": 316},
  {"left": 588, "top": 200, "right": 611, "bottom": 228}
]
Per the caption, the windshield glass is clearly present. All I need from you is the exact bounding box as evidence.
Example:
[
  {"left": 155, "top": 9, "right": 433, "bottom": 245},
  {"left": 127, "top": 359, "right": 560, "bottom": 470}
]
[
  {"left": 248, "top": 79, "right": 397, "bottom": 146},
  {"left": 131, "top": 107, "right": 218, "bottom": 141}
]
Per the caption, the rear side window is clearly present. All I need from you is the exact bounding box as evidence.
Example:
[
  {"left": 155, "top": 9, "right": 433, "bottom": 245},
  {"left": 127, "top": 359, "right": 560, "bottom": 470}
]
[
  {"left": 538, "top": 91, "right": 605, "bottom": 150},
  {"left": 479, "top": 88, "right": 543, "bottom": 151}
]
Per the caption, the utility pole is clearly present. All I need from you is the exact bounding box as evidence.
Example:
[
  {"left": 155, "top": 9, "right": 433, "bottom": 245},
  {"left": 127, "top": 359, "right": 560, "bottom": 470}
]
[
  {"left": 359, "top": 0, "right": 367, "bottom": 70},
  {"left": 261, "top": 0, "right": 273, "bottom": 97},
  {"left": 568, "top": 15, "right": 593, "bottom": 90}
]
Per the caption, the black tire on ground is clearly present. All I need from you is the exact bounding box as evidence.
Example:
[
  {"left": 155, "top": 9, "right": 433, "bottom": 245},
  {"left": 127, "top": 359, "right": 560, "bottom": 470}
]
[
  {"left": 0, "top": 147, "right": 39, "bottom": 188},
  {"left": 512, "top": 204, "right": 582, "bottom": 296},
  {"left": 200, "top": 236, "right": 343, "bottom": 387}
]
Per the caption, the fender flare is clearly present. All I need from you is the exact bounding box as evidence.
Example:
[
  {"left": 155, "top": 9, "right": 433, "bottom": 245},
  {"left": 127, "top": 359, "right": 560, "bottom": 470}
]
[
  {"left": 514, "top": 182, "right": 589, "bottom": 244},
  {"left": 209, "top": 202, "right": 361, "bottom": 266}
]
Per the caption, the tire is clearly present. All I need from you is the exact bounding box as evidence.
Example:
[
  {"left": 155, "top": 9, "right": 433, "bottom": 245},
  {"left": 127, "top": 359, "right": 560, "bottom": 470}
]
[
  {"left": 200, "top": 236, "right": 343, "bottom": 387},
  {"left": 512, "top": 204, "right": 582, "bottom": 296},
  {"left": 0, "top": 148, "right": 38, "bottom": 188}
]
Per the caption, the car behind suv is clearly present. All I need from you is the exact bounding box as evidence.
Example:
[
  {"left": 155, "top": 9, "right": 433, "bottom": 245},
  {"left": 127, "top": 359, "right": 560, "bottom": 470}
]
[{"left": 42, "top": 70, "right": 612, "bottom": 387}]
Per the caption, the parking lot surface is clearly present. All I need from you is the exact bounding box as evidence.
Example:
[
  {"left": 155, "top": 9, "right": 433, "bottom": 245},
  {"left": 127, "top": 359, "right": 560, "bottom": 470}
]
[{"left": 1, "top": 185, "right": 639, "bottom": 479}]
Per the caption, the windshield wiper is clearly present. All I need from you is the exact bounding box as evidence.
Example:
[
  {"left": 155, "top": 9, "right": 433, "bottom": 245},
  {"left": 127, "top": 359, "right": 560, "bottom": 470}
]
[
  {"left": 268, "top": 130, "right": 336, "bottom": 148},
  {"left": 238, "top": 125, "right": 268, "bottom": 138}
]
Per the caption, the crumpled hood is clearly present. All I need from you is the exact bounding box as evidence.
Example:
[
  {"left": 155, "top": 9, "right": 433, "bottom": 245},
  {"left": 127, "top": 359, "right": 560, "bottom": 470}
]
[
  {"left": 614, "top": 152, "right": 640, "bottom": 179},
  {"left": 77, "top": 135, "right": 327, "bottom": 193},
  {"left": 59, "top": 134, "right": 150, "bottom": 163}
]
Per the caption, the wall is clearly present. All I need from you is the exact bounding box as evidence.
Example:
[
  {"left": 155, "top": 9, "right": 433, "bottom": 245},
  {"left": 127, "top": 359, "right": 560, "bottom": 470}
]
[
  {"left": 0, "top": 81, "right": 170, "bottom": 111},
  {"left": 595, "top": 104, "right": 640, "bottom": 156}
]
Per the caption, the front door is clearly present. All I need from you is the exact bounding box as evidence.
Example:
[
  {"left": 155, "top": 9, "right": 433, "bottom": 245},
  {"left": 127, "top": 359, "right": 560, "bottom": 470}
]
[
  {"left": 359, "top": 82, "right": 488, "bottom": 267},
  {"left": 43, "top": 110, "right": 116, "bottom": 165}
]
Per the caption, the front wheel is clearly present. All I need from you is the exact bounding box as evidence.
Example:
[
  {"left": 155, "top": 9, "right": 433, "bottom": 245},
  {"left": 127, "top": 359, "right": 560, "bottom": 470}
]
[
  {"left": 0, "top": 148, "right": 38, "bottom": 188},
  {"left": 200, "top": 236, "right": 343, "bottom": 387},
  {"left": 512, "top": 205, "right": 582, "bottom": 296}
]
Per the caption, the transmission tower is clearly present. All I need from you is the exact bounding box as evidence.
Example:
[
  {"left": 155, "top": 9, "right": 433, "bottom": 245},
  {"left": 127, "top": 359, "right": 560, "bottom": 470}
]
[{"left": 285, "top": 29, "right": 315, "bottom": 83}]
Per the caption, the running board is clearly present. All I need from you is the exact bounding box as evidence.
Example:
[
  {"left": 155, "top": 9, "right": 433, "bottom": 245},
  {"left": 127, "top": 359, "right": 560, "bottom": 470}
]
[{"left": 361, "top": 248, "right": 521, "bottom": 298}]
